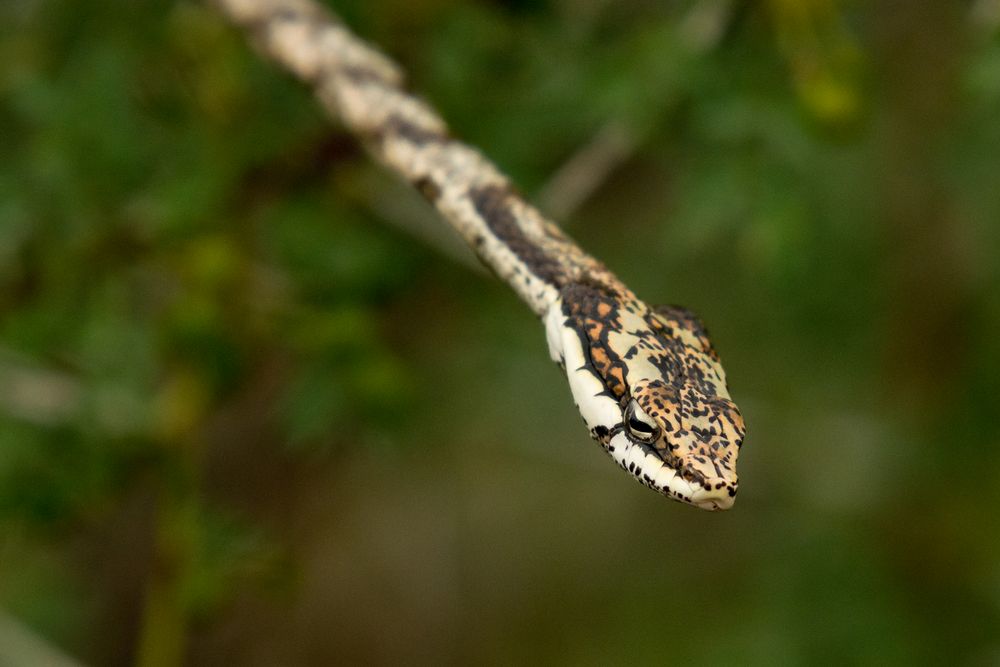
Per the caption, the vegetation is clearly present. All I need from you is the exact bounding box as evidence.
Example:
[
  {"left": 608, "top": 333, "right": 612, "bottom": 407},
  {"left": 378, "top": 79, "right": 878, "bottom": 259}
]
[{"left": 1, "top": 0, "right": 998, "bottom": 663}]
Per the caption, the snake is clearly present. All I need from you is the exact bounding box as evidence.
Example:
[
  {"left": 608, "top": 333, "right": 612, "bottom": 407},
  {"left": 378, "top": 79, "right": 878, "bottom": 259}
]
[{"left": 214, "top": 0, "right": 747, "bottom": 510}]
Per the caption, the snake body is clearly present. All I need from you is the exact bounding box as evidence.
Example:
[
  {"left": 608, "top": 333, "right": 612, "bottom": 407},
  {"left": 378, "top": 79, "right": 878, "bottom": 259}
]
[{"left": 216, "top": 0, "right": 746, "bottom": 510}]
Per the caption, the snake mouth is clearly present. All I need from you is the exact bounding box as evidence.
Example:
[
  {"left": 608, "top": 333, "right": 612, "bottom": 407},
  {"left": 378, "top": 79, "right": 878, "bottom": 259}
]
[
  {"left": 608, "top": 434, "right": 736, "bottom": 510},
  {"left": 690, "top": 484, "right": 736, "bottom": 511}
]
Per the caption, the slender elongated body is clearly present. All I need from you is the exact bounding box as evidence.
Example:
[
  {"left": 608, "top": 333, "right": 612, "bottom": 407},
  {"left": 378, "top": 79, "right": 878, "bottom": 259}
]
[{"left": 215, "top": 0, "right": 746, "bottom": 510}]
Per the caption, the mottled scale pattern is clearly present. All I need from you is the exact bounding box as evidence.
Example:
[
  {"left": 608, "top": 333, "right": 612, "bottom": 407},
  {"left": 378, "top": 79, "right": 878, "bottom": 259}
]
[{"left": 215, "top": 0, "right": 746, "bottom": 510}]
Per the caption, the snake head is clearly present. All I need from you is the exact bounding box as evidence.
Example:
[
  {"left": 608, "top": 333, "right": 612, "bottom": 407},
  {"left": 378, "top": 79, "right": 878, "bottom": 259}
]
[
  {"left": 546, "top": 284, "right": 745, "bottom": 511},
  {"left": 626, "top": 377, "right": 744, "bottom": 510}
]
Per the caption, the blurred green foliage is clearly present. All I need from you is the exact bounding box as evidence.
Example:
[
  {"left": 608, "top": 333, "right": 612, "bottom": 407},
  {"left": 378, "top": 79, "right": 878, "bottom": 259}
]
[{"left": 1, "top": 0, "right": 999, "bottom": 664}]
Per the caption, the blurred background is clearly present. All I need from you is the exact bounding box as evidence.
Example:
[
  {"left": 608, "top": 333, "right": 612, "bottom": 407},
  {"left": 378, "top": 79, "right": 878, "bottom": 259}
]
[{"left": 1, "top": 0, "right": 999, "bottom": 664}]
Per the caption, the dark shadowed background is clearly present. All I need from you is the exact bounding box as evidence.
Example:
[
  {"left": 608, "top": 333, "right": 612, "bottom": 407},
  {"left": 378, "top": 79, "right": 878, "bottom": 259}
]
[{"left": 1, "top": 0, "right": 999, "bottom": 664}]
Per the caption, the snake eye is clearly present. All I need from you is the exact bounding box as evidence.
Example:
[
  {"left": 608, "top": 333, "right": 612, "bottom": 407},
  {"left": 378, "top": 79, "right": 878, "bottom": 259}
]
[{"left": 626, "top": 400, "right": 659, "bottom": 443}]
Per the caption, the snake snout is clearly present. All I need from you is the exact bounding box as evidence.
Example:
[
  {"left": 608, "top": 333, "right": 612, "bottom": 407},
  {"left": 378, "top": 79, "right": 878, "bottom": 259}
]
[
  {"left": 690, "top": 477, "right": 738, "bottom": 511},
  {"left": 677, "top": 447, "right": 739, "bottom": 511}
]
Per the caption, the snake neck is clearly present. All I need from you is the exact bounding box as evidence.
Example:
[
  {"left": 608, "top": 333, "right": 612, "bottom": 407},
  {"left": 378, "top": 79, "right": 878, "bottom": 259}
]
[{"left": 222, "top": 0, "right": 618, "bottom": 316}]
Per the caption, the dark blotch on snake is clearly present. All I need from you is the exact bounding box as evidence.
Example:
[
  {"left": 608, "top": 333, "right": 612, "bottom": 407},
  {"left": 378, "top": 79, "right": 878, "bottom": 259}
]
[
  {"left": 470, "top": 185, "right": 566, "bottom": 287},
  {"left": 383, "top": 115, "right": 447, "bottom": 145},
  {"left": 413, "top": 176, "right": 441, "bottom": 202},
  {"left": 340, "top": 65, "right": 387, "bottom": 86}
]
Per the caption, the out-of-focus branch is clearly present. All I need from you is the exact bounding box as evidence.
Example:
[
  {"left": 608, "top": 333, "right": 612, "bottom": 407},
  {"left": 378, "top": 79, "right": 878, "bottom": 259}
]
[
  {"left": 679, "top": 0, "right": 734, "bottom": 51},
  {"left": 536, "top": 122, "right": 637, "bottom": 222},
  {"left": 537, "top": 0, "right": 734, "bottom": 220},
  {"left": 0, "top": 349, "right": 80, "bottom": 426},
  {"left": 361, "top": 173, "right": 487, "bottom": 275},
  {"left": 971, "top": 0, "right": 1000, "bottom": 31},
  {"left": 0, "top": 611, "right": 84, "bottom": 667}
]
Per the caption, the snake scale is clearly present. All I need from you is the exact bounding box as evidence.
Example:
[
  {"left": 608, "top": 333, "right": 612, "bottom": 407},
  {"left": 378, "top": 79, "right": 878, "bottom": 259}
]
[{"left": 214, "top": 0, "right": 746, "bottom": 510}]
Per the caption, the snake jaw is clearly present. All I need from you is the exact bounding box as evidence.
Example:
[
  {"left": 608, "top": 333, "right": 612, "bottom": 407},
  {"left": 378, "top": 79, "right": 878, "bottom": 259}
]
[{"left": 599, "top": 430, "right": 736, "bottom": 509}]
